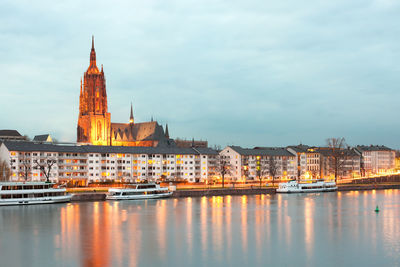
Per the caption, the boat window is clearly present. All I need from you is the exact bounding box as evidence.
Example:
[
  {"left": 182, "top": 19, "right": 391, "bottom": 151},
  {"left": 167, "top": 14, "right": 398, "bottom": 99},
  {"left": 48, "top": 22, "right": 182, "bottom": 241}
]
[
  {"left": 137, "top": 185, "right": 156, "bottom": 189},
  {"left": 125, "top": 192, "right": 144, "bottom": 195}
]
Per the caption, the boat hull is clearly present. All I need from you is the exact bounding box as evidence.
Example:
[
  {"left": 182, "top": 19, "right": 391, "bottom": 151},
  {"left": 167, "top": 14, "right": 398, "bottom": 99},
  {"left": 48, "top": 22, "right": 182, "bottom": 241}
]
[
  {"left": 106, "top": 192, "right": 173, "bottom": 200},
  {"left": 0, "top": 195, "right": 72, "bottom": 206},
  {"left": 276, "top": 187, "right": 337, "bottom": 193}
]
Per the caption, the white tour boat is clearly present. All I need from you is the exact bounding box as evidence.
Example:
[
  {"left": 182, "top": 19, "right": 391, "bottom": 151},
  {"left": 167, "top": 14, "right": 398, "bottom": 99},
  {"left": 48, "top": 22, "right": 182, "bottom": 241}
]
[
  {"left": 107, "top": 183, "right": 173, "bottom": 200},
  {"left": 276, "top": 179, "right": 337, "bottom": 193},
  {"left": 0, "top": 182, "right": 72, "bottom": 206}
]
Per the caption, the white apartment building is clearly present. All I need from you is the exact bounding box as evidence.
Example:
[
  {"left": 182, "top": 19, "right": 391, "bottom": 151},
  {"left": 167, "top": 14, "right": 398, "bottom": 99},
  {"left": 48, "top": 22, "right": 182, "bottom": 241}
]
[
  {"left": 0, "top": 141, "right": 218, "bottom": 185},
  {"left": 288, "top": 145, "right": 362, "bottom": 179},
  {"left": 355, "top": 145, "right": 396, "bottom": 175},
  {"left": 287, "top": 145, "right": 308, "bottom": 179},
  {"left": 220, "top": 146, "right": 297, "bottom": 181},
  {"left": 287, "top": 145, "right": 321, "bottom": 179}
]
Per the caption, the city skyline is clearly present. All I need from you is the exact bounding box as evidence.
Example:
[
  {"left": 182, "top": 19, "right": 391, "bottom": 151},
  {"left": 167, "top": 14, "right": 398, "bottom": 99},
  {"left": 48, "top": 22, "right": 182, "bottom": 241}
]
[{"left": 1, "top": 0, "right": 399, "bottom": 148}]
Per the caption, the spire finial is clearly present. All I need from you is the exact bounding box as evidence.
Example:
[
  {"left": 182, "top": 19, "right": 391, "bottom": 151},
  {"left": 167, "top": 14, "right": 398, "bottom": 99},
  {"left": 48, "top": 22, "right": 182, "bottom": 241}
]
[
  {"left": 88, "top": 35, "right": 98, "bottom": 71},
  {"left": 165, "top": 123, "right": 169, "bottom": 139},
  {"left": 129, "top": 102, "right": 134, "bottom": 124},
  {"left": 151, "top": 115, "right": 154, "bottom": 122}
]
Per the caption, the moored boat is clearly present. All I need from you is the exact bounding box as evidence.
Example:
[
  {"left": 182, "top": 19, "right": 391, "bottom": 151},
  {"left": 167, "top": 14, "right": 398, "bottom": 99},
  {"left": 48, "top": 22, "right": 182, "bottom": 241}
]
[
  {"left": 276, "top": 179, "right": 337, "bottom": 193},
  {"left": 106, "top": 183, "right": 173, "bottom": 200},
  {"left": 0, "top": 182, "right": 72, "bottom": 206}
]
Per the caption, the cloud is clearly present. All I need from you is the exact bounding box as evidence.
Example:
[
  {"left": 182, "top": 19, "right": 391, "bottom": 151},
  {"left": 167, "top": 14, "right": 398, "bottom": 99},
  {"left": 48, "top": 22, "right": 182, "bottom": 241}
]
[{"left": 0, "top": 0, "right": 399, "bottom": 148}]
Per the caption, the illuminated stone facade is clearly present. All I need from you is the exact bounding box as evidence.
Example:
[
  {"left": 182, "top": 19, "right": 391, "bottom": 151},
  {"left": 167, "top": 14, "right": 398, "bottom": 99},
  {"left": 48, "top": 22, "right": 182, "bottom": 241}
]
[{"left": 77, "top": 37, "right": 170, "bottom": 147}]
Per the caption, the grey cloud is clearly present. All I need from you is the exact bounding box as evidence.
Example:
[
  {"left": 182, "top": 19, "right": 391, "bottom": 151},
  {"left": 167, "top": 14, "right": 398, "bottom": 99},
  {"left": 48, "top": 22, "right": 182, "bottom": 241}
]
[{"left": 0, "top": 0, "right": 399, "bottom": 148}]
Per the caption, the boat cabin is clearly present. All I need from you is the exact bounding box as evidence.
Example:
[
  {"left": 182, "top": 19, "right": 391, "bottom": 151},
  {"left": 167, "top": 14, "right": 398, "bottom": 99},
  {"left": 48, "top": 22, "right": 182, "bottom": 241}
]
[{"left": 0, "top": 182, "right": 55, "bottom": 191}]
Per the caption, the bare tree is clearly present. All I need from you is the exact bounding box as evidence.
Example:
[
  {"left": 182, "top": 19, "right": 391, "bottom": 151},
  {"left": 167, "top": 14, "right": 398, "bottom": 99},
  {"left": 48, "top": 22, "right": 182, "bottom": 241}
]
[
  {"left": 241, "top": 156, "right": 250, "bottom": 181},
  {"left": 242, "top": 166, "right": 249, "bottom": 181},
  {"left": 0, "top": 161, "right": 11, "bottom": 181},
  {"left": 326, "top": 137, "right": 348, "bottom": 182},
  {"left": 269, "top": 156, "right": 278, "bottom": 186},
  {"left": 256, "top": 156, "right": 269, "bottom": 188},
  {"left": 34, "top": 158, "right": 56, "bottom": 182},
  {"left": 216, "top": 155, "right": 231, "bottom": 188},
  {"left": 19, "top": 153, "right": 31, "bottom": 181}
]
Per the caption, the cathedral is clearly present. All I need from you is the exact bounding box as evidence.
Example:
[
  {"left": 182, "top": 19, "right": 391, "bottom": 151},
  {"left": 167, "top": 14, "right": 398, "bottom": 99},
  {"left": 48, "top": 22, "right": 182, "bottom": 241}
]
[{"left": 77, "top": 37, "right": 172, "bottom": 147}]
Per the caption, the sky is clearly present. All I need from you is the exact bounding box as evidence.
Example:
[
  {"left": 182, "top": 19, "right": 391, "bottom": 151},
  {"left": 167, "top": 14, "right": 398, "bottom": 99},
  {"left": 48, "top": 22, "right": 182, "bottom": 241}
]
[{"left": 0, "top": 0, "right": 399, "bottom": 148}]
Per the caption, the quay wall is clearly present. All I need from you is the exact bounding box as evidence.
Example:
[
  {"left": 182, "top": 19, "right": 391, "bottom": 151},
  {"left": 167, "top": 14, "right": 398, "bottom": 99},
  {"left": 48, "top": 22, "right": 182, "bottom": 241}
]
[
  {"left": 70, "top": 184, "right": 400, "bottom": 202},
  {"left": 71, "top": 193, "right": 106, "bottom": 202},
  {"left": 338, "top": 184, "right": 400, "bottom": 191}
]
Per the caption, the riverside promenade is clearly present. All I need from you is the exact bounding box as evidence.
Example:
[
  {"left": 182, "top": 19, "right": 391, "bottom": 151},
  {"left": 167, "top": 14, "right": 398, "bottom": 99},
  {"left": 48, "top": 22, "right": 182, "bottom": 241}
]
[{"left": 70, "top": 174, "right": 400, "bottom": 201}]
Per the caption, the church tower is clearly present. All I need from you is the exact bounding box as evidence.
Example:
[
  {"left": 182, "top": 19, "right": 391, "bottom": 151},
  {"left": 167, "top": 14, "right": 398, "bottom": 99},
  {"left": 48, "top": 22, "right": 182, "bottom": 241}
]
[{"left": 77, "top": 36, "right": 111, "bottom": 145}]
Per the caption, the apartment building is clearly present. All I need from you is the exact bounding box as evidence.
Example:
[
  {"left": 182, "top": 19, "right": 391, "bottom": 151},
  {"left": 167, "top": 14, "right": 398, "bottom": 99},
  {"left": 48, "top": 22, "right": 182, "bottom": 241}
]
[
  {"left": 288, "top": 145, "right": 361, "bottom": 179},
  {"left": 0, "top": 141, "right": 218, "bottom": 185},
  {"left": 220, "top": 146, "right": 297, "bottom": 181},
  {"left": 355, "top": 145, "right": 396, "bottom": 175}
]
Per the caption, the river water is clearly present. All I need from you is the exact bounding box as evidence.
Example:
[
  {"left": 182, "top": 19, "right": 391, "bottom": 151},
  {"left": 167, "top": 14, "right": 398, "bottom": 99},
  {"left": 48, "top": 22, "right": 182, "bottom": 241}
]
[{"left": 0, "top": 190, "right": 399, "bottom": 267}]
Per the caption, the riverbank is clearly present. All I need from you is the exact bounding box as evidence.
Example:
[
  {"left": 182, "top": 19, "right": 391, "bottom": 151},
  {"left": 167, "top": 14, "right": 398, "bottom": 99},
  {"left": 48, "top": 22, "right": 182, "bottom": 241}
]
[
  {"left": 70, "top": 183, "right": 400, "bottom": 201},
  {"left": 337, "top": 183, "right": 400, "bottom": 191}
]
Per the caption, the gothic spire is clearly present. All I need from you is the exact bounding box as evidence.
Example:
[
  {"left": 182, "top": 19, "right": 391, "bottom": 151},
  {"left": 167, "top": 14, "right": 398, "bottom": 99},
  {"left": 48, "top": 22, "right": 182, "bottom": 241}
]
[
  {"left": 165, "top": 123, "right": 169, "bottom": 139},
  {"left": 129, "top": 102, "right": 134, "bottom": 124},
  {"left": 89, "top": 35, "right": 97, "bottom": 68}
]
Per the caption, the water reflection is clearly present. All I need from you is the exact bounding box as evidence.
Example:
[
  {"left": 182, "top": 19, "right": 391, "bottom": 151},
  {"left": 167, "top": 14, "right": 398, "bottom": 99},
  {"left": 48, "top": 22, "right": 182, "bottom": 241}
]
[
  {"left": 241, "top": 195, "right": 248, "bottom": 259},
  {"left": 1, "top": 190, "right": 400, "bottom": 266},
  {"left": 304, "top": 197, "right": 314, "bottom": 260}
]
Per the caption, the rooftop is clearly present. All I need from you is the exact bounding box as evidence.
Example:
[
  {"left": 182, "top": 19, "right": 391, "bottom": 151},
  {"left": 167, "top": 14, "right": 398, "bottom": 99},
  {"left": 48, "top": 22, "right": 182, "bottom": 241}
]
[
  {"left": 1, "top": 141, "right": 217, "bottom": 155},
  {"left": 356, "top": 145, "right": 394, "bottom": 152},
  {"left": 0, "top": 130, "right": 22, "bottom": 137},
  {"left": 228, "top": 146, "right": 295, "bottom": 157}
]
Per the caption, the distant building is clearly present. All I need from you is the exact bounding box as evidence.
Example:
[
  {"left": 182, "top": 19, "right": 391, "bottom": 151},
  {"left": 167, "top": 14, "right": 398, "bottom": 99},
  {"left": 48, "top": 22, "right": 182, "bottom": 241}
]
[
  {"left": 287, "top": 145, "right": 310, "bottom": 179},
  {"left": 355, "top": 145, "right": 396, "bottom": 175},
  {"left": 33, "top": 134, "right": 53, "bottom": 143},
  {"left": 175, "top": 138, "right": 208, "bottom": 148},
  {"left": 77, "top": 37, "right": 171, "bottom": 147},
  {"left": 0, "top": 141, "right": 218, "bottom": 184},
  {"left": 220, "top": 146, "right": 297, "bottom": 181},
  {"left": 0, "top": 130, "right": 27, "bottom": 142},
  {"left": 317, "top": 147, "right": 361, "bottom": 179},
  {"left": 395, "top": 151, "right": 400, "bottom": 172},
  {"left": 288, "top": 145, "right": 361, "bottom": 179}
]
